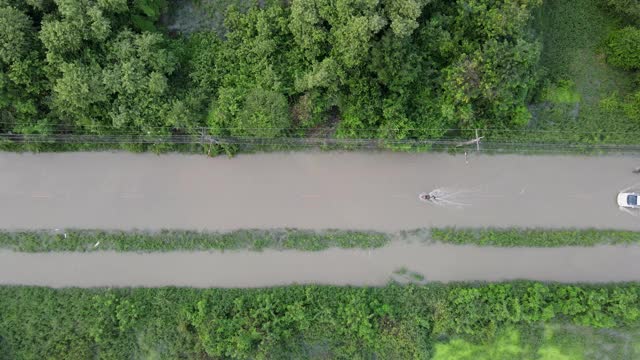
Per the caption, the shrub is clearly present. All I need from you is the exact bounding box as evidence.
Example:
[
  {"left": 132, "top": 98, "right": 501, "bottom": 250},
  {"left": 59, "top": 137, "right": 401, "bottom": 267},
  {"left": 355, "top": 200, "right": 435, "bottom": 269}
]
[
  {"left": 236, "top": 88, "right": 291, "bottom": 138},
  {"left": 0, "top": 283, "right": 638, "bottom": 359},
  {"left": 605, "top": 27, "right": 640, "bottom": 70},
  {"left": 604, "top": 0, "right": 640, "bottom": 24}
]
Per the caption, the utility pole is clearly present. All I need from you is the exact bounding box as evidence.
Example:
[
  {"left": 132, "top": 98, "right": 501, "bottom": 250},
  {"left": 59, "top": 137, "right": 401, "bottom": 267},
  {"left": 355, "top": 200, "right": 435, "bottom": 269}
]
[{"left": 456, "top": 134, "right": 483, "bottom": 148}]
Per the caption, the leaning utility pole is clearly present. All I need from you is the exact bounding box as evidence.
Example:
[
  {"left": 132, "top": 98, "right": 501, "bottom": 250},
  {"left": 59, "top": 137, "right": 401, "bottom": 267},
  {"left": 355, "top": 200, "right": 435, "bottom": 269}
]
[{"left": 456, "top": 130, "right": 483, "bottom": 150}]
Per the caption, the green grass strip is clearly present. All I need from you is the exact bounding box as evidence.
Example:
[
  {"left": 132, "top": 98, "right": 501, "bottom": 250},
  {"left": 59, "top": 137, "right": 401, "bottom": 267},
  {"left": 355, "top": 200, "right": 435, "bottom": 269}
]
[
  {"left": 430, "top": 228, "right": 640, "bottom": 247},
  {"left": 0, "top": 229, "right": 390, "bottom": 252},
  {"left": 4, "top": 228, "right": 640, "bottom": 252}
]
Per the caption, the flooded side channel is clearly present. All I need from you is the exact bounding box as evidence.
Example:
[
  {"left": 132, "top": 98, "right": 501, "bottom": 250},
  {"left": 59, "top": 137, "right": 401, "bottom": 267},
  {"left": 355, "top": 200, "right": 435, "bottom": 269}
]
[{"left": 1, "top": 243, "right": 639, "bottom": 288}]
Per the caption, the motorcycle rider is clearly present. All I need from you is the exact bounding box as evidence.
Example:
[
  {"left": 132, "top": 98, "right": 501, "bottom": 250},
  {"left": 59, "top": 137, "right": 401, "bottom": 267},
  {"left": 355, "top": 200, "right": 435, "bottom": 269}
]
[{"left": 421, "top": 193, "right": 436, "bottom": 201}]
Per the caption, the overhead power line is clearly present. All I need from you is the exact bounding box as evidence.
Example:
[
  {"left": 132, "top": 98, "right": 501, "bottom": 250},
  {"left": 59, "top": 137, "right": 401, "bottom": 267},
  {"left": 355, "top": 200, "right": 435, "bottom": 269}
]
[
  {"left": 3, "top": 122, "right": 640, "bottom": 135},
  {"left": 3, "top": 132, "right": 640, "bottom": 154}
]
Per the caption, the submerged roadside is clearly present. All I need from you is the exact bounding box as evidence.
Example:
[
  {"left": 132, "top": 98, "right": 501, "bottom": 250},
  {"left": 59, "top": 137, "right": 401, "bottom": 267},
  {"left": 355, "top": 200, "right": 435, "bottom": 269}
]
[{"left": 1, "top": 242, "right": 640, "bottom": 287}]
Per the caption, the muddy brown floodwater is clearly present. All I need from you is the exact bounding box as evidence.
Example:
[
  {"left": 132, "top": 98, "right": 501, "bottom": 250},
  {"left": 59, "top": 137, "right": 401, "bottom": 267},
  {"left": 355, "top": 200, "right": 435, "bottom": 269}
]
[
  {"left": 1, "top": 243, "right": 639, "bottom": 287},
  {"left": 2, "top": 151, "right": 640, "bottom": 287},
  {"left": 1, "top": 151, "right": 639, "bottom": 231}
]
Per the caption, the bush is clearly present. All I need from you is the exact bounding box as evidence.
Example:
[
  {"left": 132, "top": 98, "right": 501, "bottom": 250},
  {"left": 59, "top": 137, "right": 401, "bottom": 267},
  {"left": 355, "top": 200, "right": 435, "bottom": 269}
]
[
  {"left": 605, "top": 27, "right": 640, "bottom": 70},
  {"left": 0, "top": 283, "right": 638, "bottom": 359},
  {"left": 436, "top": 283, "right": 640, "bottom": 339},
  {"left": 429, "top": 227, "right": 640, "bottom": 246},
  {"left": 236, "top": 88, "right": 291, "bottom": 138},
  {"left": 604, "top": 0, "right": 640, "bottom": 24},
  {"left": 0, "top": 229, "right": 390, "bottom": 252}
]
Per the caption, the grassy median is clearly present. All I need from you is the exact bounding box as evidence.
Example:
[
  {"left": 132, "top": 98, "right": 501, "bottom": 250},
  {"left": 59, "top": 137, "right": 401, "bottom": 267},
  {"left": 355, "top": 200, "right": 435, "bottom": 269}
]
[
  {"left": 2, "top": 228, "right": 640, "bottom": 252},
  {"left": 429, "top": 228, "right": 640, "bottom": 247},
  {"left": 0, "top": 229, "right": 390, "bottom": 252}
]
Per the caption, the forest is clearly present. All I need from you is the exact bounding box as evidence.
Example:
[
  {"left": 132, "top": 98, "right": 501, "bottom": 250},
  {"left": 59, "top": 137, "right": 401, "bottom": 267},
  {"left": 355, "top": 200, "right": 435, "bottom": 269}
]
[
  {"left": 2, "top": 0, "right": 638, "bottom": 152},
  {"left": 0, "top": 0, "right": 570, "bottom": 152},
  {"left": 1, "top": 0, "right": 639, "bottom": 152},
  {"left": 1, "top": 283, "right": 639, "bottom": 359}
]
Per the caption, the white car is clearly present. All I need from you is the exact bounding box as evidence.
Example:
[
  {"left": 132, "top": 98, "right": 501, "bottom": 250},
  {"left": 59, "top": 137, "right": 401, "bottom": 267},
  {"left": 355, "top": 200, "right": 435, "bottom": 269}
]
[{"left": 617, "top": 192, "right": 639, "bottom": 208}]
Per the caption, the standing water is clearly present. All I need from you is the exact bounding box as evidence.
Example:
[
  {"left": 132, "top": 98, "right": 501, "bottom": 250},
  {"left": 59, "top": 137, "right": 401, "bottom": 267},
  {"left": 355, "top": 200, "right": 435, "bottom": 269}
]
[{"left": 419, "top": 188, "right": 473, "bottom": 208}]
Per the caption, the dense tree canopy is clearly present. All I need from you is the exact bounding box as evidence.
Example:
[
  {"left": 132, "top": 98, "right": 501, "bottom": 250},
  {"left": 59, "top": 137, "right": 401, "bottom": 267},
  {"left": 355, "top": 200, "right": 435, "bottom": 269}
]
[{"left": 0, "top": 0, "right": 546, "bottom": 151}]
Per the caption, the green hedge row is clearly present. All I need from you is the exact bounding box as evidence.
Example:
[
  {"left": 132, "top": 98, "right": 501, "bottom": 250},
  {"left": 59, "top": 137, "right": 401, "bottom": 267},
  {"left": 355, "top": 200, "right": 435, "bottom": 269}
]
[
  {"left": 429, "top": 228, "right": 640, "bottom": 247},
  {"left": 0, "top": 229, "right": 390, "bottom": 252},
  {"left": 2, "top": 228, "right": 640, "bottom": 253},
  {"left": 0, "top": 283, "right": 638, "bottom": 359}
]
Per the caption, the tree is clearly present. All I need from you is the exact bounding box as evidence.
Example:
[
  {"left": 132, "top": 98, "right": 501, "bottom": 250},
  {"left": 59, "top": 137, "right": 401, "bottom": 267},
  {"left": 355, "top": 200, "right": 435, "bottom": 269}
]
[
  {"left": 0, "top": 6, "right": 33, "bottom": 65},
  {"left": 39, "top": 19, "right": 83, "bottom": 56},
  {"left": 52, "top": 61, "right": 107, "bottom": 125},
  {"left": 88, "top": 6, "right": 111, "bottom": 42},
  {"left": 130, "top": 0, "right": 167, "bottom": 32},
  {"left": 329, "top": 0, "right": 387, "bottom": 68},
  {"left": 605, "top": 0, "right": 640, "bottom": 24},
  {"left": 384, "top": 0, "right": 428, "bottom": 38},
  {"left": 369, "top": 33, "right": 421, "bottom": 93},
  {"left": 289, "top": 0, "right": 330, "bottom": 62},
  {"left": 208, "top": 86, "right": 246, "bottom": 136},
  {"left": 25, "top": 0, "right": 55, "bottom": 11},
  {"left": 294, "top": 57, "right": 341, "bottom": 94},
  {"left": 96, "top": 0, "right": 127, "bottom": 13},
  {"left": 186, "top": 32, "right": 223, "bottom": 95},
  {"left": 102, "top": 30, "right": 178, "bottom": 132},
  {"left": 236, "top": 88, "right": 291, "bottom": 138},
  {"left": 0, "top": 4, "right": 51, "bottom": 137},
  {"left": 439, "top": 38, "right": 540, "bottom": 129}
]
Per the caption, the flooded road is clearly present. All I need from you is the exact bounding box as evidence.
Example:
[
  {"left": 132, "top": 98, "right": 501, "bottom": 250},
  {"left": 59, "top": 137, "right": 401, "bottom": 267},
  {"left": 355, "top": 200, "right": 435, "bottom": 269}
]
[
  {"left": 0, "top": 151, "right": 639, "bottom": 231},
  {"left": 1, "top": 243, "right": 639, "bottom": 287}
]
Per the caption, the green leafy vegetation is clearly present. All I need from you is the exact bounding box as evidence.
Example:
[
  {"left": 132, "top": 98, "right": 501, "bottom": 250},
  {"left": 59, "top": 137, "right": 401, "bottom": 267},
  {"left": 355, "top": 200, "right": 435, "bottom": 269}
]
[
  {"left": 0, "top": 229, "right": 389, "bottom": 252},
  {"left": 430, "top": 227, "right": 640, "bottom": 247},
  {"left": 605, "top": 0, "right": 640, "bottom": 23},
  {"left": 432, "top": 324, "right": 640, "bottom": 359},
  {"left": 0, "top": 0, "right": 639, "bottom": 153},
  {"left": 3, "top": 227, "right": 640, "bottom": 252},
  {"left": 601, "top": 0, "right": 640, "bottom": 127},
  {"left": 605, "top": 27, "right": 640, "bottom": 70},
  {"left": 3, "top": 0, "right": 640, "bottom": 153},
  {"left": 0, "top": 283, "right": 638, "bottom": 359},
  {"left": 0, "top": 0, "right": 544, "bottom": 153},
  {"left": 496, "top": 0, "right": 640, "bottom": 148},
  {"left": 391, "top": 267, "right": 427, "bottom": 284}
]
